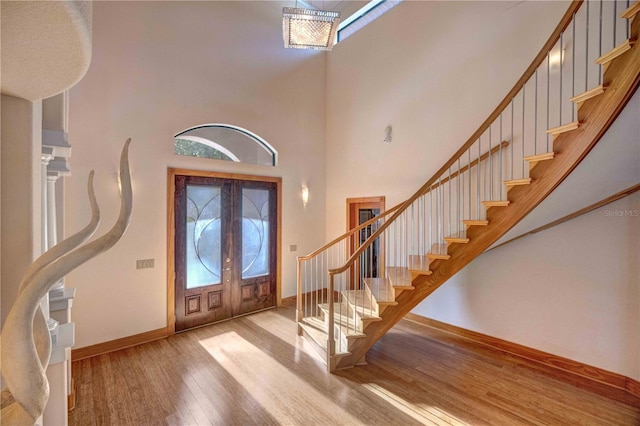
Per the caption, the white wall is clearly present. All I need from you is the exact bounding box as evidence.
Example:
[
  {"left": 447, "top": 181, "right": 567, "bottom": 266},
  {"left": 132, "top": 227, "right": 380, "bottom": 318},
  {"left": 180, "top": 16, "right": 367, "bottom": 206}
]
[
  {"left": 325, "top": 0, "right": 639, "bottom": 380},
  {"left": 67, "top": 1, "right": 327, "bottom": 348},
  {"left": 414, "top": 193, "right": 640, "bottom": 380},
  {"left": 326, "top": 0, "right": 571, "bottom": 238},
  {"left": 1, "top": 95, "right": 43, "bottom": 326}
]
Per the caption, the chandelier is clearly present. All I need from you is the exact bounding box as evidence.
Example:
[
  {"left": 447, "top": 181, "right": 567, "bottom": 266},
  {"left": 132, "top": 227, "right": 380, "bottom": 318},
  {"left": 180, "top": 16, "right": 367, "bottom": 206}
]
[{"left": 282, "top": 6, "right": 341, "bottom": 51}]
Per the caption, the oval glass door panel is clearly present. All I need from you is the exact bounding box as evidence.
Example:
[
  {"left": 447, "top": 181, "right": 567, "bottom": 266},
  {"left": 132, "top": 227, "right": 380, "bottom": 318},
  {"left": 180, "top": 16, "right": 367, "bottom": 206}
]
[
  {"left": 242, "top": 188, "right": 270, "bottom": 279},
  {"left": 186, "top": 185, "right": 221, "bottom": 289}
]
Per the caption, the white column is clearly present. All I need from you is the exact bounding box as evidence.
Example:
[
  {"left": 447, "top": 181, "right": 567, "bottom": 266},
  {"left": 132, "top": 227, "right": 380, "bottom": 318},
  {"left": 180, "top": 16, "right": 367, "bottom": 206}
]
[
  {"left": 47, "top": 172, "right": 65, "bottom": 295},
  {"left": 40, "top": 149, "right": 57, "bottom": 335}
]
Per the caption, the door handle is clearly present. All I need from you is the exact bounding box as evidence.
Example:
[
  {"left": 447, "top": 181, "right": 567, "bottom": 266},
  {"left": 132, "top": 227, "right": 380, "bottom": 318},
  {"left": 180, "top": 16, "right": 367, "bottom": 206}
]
[{"left": 224, "top": 266, "right": 232, "bottom": 271}]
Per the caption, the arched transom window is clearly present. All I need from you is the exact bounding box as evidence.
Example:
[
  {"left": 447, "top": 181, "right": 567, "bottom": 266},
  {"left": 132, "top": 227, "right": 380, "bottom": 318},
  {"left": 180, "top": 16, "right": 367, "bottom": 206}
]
[{"left": 174, "top": 124, "right": 277, "bottom": 166}]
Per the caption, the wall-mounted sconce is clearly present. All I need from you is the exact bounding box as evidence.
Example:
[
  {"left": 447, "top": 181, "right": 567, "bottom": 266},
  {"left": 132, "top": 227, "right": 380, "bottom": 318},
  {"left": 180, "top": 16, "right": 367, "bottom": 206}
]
[
  {"left": 549, "top": 47, "right": 565, "bottom": 68},
  {"left": 302, "top": 186, "right": 309, "bottom": 207},
  {"left": 384, "top": 125, "right": 392, "bottom": 144}
]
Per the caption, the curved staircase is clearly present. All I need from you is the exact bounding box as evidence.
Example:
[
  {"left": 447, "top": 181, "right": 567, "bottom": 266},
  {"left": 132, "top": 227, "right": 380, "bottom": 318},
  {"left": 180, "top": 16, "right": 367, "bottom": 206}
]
[{"left": 297, "top": 0, "right": 640, "bottom": 372}]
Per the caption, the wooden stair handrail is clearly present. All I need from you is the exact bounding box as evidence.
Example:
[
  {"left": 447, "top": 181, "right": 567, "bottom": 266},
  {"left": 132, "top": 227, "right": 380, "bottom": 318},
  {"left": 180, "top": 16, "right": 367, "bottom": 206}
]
[
  {"left": 297, "top": 204, "right": 402, "bottom": 261},
  {"left": 328, "top": 0, "right": 584, "bottom": 276},
  {"left": 298, "top": 141, "right": 509, "bottom": 262}
]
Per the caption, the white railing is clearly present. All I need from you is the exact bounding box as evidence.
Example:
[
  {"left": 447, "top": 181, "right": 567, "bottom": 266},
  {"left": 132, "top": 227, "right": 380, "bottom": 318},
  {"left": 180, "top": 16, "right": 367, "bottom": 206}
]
[{"left": 297, "top": 0, "right": 633, "bottom": 364}]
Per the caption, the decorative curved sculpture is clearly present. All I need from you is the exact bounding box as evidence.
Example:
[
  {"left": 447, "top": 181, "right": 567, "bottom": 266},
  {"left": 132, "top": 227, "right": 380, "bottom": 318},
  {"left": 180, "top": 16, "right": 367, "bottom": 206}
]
[{"left": 0, "top": 139, "right": 133, "bottom": 425}]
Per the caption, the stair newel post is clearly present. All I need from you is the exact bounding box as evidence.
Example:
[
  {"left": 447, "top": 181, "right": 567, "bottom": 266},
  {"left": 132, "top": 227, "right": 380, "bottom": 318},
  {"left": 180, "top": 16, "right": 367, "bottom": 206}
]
[
  {"left": 327, "top": 272, "right": 336, "bottom": 371},
  {"left": 297, "top": 257, "right": 303, "bottom": 335}
]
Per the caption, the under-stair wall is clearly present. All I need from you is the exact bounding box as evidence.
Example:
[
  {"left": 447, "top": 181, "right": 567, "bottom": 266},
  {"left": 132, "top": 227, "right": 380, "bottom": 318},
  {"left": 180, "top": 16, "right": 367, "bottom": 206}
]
[{"left": 304, "top": 0, "right": 640, "bottom": 373}]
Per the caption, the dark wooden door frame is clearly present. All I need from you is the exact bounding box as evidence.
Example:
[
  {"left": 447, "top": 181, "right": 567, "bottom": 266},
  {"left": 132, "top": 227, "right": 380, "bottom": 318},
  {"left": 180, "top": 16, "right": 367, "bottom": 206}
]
[{"left": 167, "top": 168, "right": 282, "bottom": 335}]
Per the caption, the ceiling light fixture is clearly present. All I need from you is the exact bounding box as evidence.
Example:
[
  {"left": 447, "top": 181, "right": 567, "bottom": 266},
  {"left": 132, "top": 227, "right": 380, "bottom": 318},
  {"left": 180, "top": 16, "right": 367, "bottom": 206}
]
[{"left": 283, "top": 4, "right": 340, "bottom": 51}]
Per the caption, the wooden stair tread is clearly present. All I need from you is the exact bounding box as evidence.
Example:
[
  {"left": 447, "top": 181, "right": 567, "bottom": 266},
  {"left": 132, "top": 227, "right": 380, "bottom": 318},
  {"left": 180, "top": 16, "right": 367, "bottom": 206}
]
[
  {"left": 301, "top": 316, "right": 363, "bottom": 347},
  {"left": 547, "top": 121, "right": 579, "bottom": 136},
  {"left": 504, "top": 178, "right": 532, "bottom": 186},
  {"left": 463, "top": 219, "right": 489, "bottom": 227},
  {"left": 482, "top": 200, "right": 510, "bottom": 207},
  {"left": 524, "top": 152, "right": 555, "bottom": 163},
  {"left": 408, "top": 255, "right": 433, "bottom": 274},
  {"left": 318, "top": 304, "right": 380, "bottom": 332},
  {"left": 342, "top": 290, "right": 375, "bottom": 310},
  {"left": 343, "top": 290, "right": 396, "bottom": 321},
  {"left": 385, "top": 267, "right": 415, "bottom": 288},
  {"left": 299, "top": 320, "right": 330, "bottom": 356},
  {"left": 621, "top": 1, "right": 640, "bottom": 19},
  {"left": 570, "top": 85, "right": 606, "bottom": 104},
  {"left": 427, "top": 244, "right": 450, "bottom": 260},
  {"left": 301, "top": 316, "right": 327, "bottom": 334},
  {"left": 596, "top": 38, "right": 636, "bottom": 65},
  {"left": 364, "top": 278, "right": 397, "bottom": 303},
  {"left": 444, "top": 232, "right": 470, "bottom": 244}
]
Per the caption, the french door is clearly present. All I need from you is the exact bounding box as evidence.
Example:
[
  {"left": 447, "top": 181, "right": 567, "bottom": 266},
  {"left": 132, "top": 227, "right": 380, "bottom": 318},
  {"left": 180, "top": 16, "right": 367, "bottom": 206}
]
[{"left": 173, "top": 174, "right": 277, "bottom": 332}]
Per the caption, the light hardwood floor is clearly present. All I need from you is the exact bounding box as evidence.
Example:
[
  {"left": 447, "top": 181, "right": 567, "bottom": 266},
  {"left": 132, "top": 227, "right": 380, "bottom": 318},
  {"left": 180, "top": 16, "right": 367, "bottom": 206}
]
[{"left": 70, "top": 304, "right": 640, "bottom": 425}]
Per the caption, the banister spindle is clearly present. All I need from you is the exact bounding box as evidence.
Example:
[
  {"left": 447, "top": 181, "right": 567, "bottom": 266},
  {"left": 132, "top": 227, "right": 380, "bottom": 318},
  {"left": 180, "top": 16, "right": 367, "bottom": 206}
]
[
  {"left": 560, "top": 32, "right": 564, "bottom": 125},
  {"left": 627, "top": 0, "right": 631, "bottom": 40},
  {"left": 489, "top": 125, "right": 493, "bottom": 200},
  {"left": 411, "top": 203, "right": 416, "bottom": 254},
  {"left": 457, "top": 158, "right": 462, "bottom": 235},
  {"left": 499, "top": 113, "right": 503, "bottom": 200},
  {"left": 535, "top": 69, "right": 538, "bottom": 156},
  {"left": 547, "top": 52, "right": 551, "bottom": 152},
  {"left": 522, "top": 87, "right": 526, "bottom": 178},
  {"left": 586, "top": 0, "right": 590, "bottom": 91},
  {"left": 448, "top": 166, "right": 452, "bottom": 237},
  {"left": 572, "top": 12, "right": 576, "bottom": 123},
  {"left": 613, "top": 1, "right": 617, "bottom": 59},
  {"left": 599, "top": 0, "right": 603, "bottom": 85},
  {"left": 511, "top": 99, "right": 515, "bottom": 180},
  {"left": 429, "top": 188, "right": 433, "bottom": 248},
  {"left": 468, "top": 149, "right": 472, "bottom": 218},
  {"left": 477, "top": 138, "right": 481, "bottom": 218}
]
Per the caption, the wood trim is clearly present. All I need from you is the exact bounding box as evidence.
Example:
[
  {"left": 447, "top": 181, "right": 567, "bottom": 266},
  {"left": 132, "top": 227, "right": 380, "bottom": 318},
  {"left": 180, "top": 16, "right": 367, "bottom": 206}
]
[
  {"left": 167, "top": 170, "right": 177, "bottom": 334},
  {"left": 570, "top": 85, "right": 606, "bottom": 104},
  {"left": 488, "top": 183, "right": 640, "bottom": 251},
  {"left": 167, "top": 168, "right": 283, "bottom": 184},
  {"left": 166, "top": 168, "right": 283, "bottom": 334},
  {"left": 67, "top": 378, "right": 76, "bottom": 411},
  {"left": 621, "top": 1, "right": 640, "bottom": 19},
  {"left": 281, "top": 294, "right": 297, "bottom": 306},
  {"left": 276, "top": 177, "right": 283, "bottom": 307},
  {"left": 404, "top": 314, "right": 640, "bottom": 404},
  {"left": 595, "top": 38, "right": 636, "bottom": 65},
  {"left": 546, "top": 120, "right": 580, "bottom": 135},
  {"left": 71, "top": 327, "right": 169, "bottom": 361}
]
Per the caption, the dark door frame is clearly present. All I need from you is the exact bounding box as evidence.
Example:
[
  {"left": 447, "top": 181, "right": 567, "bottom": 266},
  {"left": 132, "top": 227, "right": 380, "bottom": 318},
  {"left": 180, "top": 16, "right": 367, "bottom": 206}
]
[{"left": 167, "top": 168, "right": 282, "bottom": 335}]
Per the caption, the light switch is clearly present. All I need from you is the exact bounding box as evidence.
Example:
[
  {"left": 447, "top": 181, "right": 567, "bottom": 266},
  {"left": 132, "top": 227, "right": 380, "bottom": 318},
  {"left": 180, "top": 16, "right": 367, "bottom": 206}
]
[
  {"left": 289, "top": 245, "right": 297, "bottom": 252},
  {"left": 136, "top": 259, "right": 155, "bottom": 269}
]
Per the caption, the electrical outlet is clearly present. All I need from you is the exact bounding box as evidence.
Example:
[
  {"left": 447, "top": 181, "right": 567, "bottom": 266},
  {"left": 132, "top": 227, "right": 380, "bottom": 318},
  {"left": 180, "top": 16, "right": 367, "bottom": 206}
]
[{"left": 136, "top": 258, "right": 155, "bottom": 269}]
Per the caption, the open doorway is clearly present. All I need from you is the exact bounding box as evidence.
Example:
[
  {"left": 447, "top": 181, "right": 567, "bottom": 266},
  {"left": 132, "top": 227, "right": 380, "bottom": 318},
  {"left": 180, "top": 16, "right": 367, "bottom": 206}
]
[{"left": 346, "top": 196, "right": 385, "bottom": 287}]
